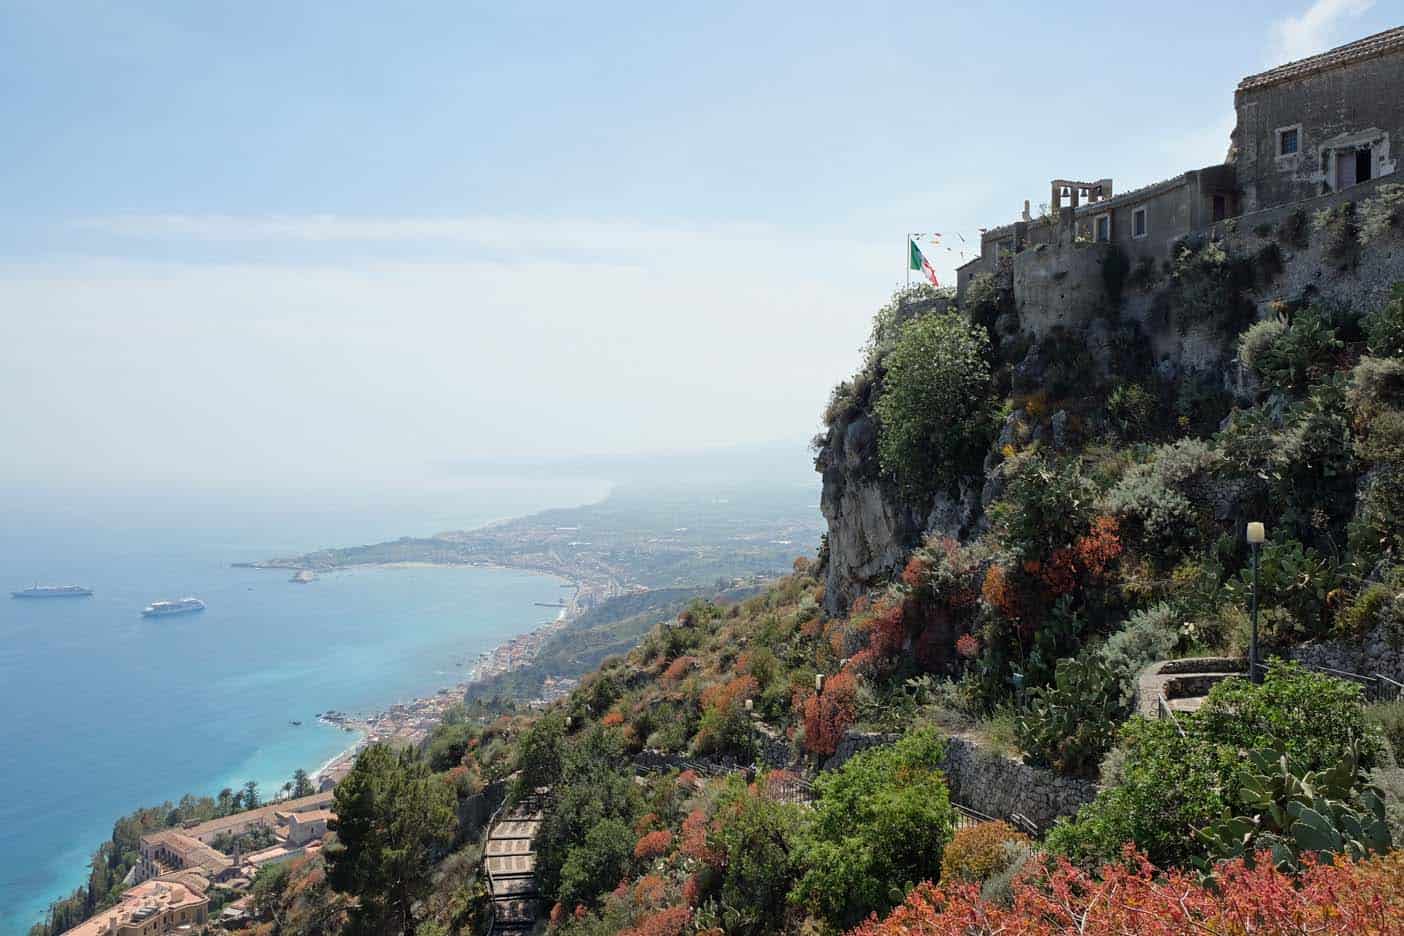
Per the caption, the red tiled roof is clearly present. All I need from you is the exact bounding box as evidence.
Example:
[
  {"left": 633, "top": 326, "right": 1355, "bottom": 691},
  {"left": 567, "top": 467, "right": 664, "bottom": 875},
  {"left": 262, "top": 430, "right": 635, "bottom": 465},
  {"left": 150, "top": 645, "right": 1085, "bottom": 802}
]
[{"left": 1238, "top": 26, "right": 1404, "bottom": 93}]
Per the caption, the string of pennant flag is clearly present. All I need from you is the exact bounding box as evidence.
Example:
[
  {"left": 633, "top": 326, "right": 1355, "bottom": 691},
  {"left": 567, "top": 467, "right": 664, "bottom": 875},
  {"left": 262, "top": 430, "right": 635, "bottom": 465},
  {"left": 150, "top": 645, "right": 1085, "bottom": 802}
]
[{"left": 906, "top": 230, "right": 980, "bottom": 288}]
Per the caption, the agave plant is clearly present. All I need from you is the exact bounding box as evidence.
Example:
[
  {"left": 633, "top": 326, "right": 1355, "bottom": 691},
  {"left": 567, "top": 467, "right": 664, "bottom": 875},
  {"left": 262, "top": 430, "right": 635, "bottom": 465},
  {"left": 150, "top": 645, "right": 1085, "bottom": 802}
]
[{"left": 1197, "top": 744, "right": 1391, "bottom": 871}]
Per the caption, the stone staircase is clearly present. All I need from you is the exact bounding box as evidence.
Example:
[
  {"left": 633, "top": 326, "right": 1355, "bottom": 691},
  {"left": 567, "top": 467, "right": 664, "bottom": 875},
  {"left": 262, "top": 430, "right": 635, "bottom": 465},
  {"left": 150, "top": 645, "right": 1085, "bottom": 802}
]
[{"left": 484, "top": 795, "right": 545, "bottom": 933}]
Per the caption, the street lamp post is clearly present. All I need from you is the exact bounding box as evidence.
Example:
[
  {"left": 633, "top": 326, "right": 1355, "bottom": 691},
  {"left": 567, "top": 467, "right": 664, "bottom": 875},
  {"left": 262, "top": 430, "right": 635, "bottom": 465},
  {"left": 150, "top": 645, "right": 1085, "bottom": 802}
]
[{"left": 1247, "top": 521, "right": 1265, "bottom": 684}]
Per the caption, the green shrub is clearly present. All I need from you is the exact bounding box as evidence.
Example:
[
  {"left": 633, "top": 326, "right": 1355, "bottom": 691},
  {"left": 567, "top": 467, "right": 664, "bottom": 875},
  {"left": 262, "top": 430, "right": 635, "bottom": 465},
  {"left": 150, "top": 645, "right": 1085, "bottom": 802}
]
[
  {"left": 1250, "top": 306, "right": 1342, "bottom": 394},
  {"left": 1350, "top": 466, "right": 1404, "bottom": 564},
  {"left": 557, "top": 818, "right": 635, "bottom": 910},
  {"left": 708, "top": 779, "right": 805, "bottom": 936},
  {"left": 1226, "top": 540, "right": 1339, "bottom": 640},
  {"left": 1278, "top": 208, "right": 1309, "bottom": 249},
  {"left": 1337, "top": 582, "right": 1394, "bottom": 637},
  {"left": 978, "top": 841, "right": 1036, "bottom": 907},
  {"left": 1363, "top": 284, "right": 1404, "bottom": 358},
  {"left": 1106, "top": 382, "right": 1156, "bottom": 439},
  {"left": 792, "top": 726, "right": 953, "bottom": 927},
  {"left": 1359, "top": 183, "right": 1404, "bottom": 246},
  {"left": 1045, "top": 717, "right": 1226, "bottom": 868},
  {"left": 1015, "top": 657, "right": 1126, "bottom": 778},
  {"left": 1098, "top": 603, "right": 1179, "bottom": 699},
  {"left": 1366, "top": 700, "right": 1404, "bottom": 765},
  {"left": 1358, "top": 409, "right": 1404, "bottom": 464},
  {"left": 1165, "top": 239, "right": 1254, "bottom": 332},
  {"left": 990, "top": 454, "right": 1095, "bottom": 561},
  {"left": 1237, "top": 317, "right": 1287, "bottom": 372},
  {"left": 1103, "top": 440, "right": 1217, "bottom": 558},
  {"left": 1048, "top": 663, "right": 1385, "bottom": 869},
  {"left": 874, "top": 311, "right": 995, "bottom": 501},
  {"left": 1196, "top": 662, "right": 1384, "bottom": 772},
  {"left": 1314, "top": 202, "right": 1359, "bottom": 268}
]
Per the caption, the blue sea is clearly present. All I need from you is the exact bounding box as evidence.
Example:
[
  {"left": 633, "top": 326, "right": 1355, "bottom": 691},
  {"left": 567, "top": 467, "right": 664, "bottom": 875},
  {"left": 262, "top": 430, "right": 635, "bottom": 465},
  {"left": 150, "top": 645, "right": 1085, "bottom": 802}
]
[{"left": 0, "top": 478, "right": 608, "bottom": 935}]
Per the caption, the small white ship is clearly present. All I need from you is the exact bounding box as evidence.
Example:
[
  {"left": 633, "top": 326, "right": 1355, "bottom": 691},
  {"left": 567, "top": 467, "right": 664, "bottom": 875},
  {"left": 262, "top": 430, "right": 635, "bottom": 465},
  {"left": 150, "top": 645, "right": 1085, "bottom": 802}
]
[
  {"left": 11, "top": 584, "right": 94, "bottom": 599},
  {"left": 141, "top": 597, "right": 207, "bottom": 617}
]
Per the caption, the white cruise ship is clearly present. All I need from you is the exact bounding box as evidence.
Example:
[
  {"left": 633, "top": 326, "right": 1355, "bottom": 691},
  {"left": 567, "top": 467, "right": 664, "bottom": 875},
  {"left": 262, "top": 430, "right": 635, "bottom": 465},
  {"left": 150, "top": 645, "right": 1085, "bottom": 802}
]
[{"left": 141, "top": 597, "right": 206, "bottom": 617}]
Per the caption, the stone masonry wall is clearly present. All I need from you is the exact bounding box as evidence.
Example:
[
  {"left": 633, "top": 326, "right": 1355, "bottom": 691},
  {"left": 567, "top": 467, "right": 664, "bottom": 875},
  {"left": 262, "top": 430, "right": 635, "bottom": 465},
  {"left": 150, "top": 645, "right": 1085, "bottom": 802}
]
[
  {"left": 824, "top": 731, "right": 1096, "bottom": 833},
  {"left": 1278, "top": 623, "right": 1404, "bottom": 682},
  {"left": 1236, "top": 45, "right": 1404, "bottom": 213}
]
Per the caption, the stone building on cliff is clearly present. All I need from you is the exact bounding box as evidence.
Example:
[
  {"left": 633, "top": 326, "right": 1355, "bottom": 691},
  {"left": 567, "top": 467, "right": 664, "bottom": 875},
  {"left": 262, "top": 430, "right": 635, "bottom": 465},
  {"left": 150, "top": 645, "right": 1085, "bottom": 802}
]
[
  {"left": 818, "top": 27, "right": 1404, "bottom": 616},
  {"left": 956, "top": 26, "right": 1403, "bottom": 299}
]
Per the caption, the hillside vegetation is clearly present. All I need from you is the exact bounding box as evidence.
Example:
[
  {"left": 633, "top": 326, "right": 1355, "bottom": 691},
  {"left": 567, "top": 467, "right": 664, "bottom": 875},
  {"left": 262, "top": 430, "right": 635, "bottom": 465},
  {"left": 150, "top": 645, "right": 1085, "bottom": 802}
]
[{"left": 222, "top": 227, "right": 1404, "bottom": 934}]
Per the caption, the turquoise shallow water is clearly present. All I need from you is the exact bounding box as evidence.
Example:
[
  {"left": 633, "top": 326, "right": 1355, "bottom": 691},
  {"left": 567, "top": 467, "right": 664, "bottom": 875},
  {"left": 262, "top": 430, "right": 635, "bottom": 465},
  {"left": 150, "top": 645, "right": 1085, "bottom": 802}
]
[{"left": 0, "top": 479, "right": 606, "bottom": 935}]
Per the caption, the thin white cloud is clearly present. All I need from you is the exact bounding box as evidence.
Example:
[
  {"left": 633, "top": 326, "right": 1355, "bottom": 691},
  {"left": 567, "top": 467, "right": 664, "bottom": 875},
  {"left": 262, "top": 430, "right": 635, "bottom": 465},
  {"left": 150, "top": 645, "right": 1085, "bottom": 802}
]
[
  {"left": 1270, "top": 0, "right": 1375, "bottom": 64},
  {"left": 70, "top": 213, "right": 876, "bottom": 257}
]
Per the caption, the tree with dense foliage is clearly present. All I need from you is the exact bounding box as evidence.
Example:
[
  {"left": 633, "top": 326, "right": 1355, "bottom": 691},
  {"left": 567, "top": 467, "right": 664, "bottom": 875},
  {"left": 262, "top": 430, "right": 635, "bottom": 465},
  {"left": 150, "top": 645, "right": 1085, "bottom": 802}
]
[
  {"left": 537, "top": 727, "right": 642, "bottom": 908},
  {"left": 1047, "top": 664, "right": 1386, "bottom": 869},
  {"left": 701, "top": 779, "right": 805, "bottom": 936},
  {"left": 325, "top": 744, "right": 457, "bottom": 936},
  {"left": 874, "top": 311, "right": 995, "bottom": 500},
  {"left": 290, "top": 768, "right": 315, "bottom": 799},
  {"left": 514, "top": 710, "right": 567, "bottom": 798},
  {"left": 792, "top": 727, "right": 954, "bottom": 927}
]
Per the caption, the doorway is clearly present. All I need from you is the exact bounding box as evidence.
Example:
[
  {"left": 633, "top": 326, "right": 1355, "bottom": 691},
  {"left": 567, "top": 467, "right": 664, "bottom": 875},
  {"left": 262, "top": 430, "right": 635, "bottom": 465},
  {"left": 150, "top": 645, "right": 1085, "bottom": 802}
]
[{"left": 1337, "top": 145, "right": 1372, "bottom": 189}]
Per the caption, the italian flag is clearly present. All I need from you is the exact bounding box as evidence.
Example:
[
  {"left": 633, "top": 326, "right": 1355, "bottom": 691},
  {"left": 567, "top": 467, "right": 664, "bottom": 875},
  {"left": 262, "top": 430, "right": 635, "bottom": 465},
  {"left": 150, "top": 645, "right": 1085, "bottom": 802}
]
[{"left": 909, "top": 239, "right": 939, "bottom": 286}]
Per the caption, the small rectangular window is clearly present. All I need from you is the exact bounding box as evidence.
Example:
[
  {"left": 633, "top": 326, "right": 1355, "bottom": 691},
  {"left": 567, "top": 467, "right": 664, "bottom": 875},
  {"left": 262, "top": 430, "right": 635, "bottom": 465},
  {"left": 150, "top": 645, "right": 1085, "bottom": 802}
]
[
  {"left": 1213, "top": 194, "right": 1227, "bottom": 222},
  {"left": 1095, "top": 215, "right": 1110, "bottom": 242},
  {"left": 1279, "top": 128, "right": 1299, "bottom": 155},
  {"left": 1132, "top": 207, "right": 1147, "bottom": 238}
]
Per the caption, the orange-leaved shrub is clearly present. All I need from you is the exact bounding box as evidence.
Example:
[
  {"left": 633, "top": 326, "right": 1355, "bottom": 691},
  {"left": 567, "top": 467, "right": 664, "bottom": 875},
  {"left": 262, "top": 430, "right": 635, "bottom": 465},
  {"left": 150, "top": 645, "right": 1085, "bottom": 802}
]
[
  {"left": 938, "top": 821, "right": 1030, "bottom": 884},
  {"left": 619, "top": 905, "right": 692, "bottom": 936},
  {"left": 848, "top": 849, "right": 1404, "bottom": 936},
  {"left": 1074, "top": 515, "right": 1123, "bottom": 579},
  {"left": 802, "top": 670, "right": 857, "bottom": 755},
  {"left": 662, "top": 655, "right": 697, "bottom": 681},
  {"left": 633, "top": 829, "right": 673, "bottom": 861}
]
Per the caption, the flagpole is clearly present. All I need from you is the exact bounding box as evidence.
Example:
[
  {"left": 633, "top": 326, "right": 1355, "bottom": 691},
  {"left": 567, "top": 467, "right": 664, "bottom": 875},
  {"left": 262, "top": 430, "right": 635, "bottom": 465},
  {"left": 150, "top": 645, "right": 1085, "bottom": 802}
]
[{"left": 905, "top": 233, "right": 910, "bottom": 288}]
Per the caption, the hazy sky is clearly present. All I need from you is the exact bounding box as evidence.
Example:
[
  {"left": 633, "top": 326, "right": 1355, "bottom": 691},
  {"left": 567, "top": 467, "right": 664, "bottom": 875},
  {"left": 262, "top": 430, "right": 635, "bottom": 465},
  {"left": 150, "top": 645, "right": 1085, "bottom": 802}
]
[{"left": 1, "top": 0, "right": 1394, "bottom": 485}]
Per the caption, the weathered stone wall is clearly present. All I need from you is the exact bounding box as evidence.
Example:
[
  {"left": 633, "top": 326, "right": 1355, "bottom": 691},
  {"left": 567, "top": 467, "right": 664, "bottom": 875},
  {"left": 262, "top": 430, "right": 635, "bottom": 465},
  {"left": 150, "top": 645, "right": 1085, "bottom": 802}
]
[
  {"left": 1221, "top": 174, "right": 1404, "bottom": 320},
  {"left": 941, "top": 737, "right": 1097, "bottom": 833},
  {"left": 455, "top": 779, "right": 507, "bottom": 846},
  {"left": 1010, "top": 241, "right": 1120, "bottom": 338},
  {"left": 1236, "top": 45, "right": 1404, "bottom": 212},
  {"left": 1277, "top": 624, "right": 1404, "bottom": 682},
  {"left": 823, "top": 731, "right": 1096, "bottom": 834}
]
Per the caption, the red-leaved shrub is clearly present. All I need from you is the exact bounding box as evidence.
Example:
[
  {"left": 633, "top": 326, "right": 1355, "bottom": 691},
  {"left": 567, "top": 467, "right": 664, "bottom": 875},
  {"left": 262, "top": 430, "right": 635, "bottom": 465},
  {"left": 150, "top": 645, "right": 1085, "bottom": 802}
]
[
  {"left": 620, "top": 905, "right": 692, "bottom": 936},
  {"left": 633, "top": 829, "right": 673, "bottom": 861},
  {"left": 848, "top": 849, "right": 1404, "bottom": 936},
  {"left": 802, "top": 670, "right": 857, "bottom": 755}
]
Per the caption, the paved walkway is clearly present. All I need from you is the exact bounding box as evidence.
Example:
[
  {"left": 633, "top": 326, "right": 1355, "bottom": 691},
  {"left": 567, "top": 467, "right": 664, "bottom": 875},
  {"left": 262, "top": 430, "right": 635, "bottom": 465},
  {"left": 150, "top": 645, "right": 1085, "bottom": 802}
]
[{"left": 1135, "top": 657, "right": 1246, "bottom": 719}]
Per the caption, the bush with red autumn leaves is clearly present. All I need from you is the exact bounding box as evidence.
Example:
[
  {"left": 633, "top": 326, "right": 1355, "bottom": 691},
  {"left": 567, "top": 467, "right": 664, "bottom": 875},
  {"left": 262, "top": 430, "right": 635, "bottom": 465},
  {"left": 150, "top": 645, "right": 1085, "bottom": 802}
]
[
  {"left": 801, "top": 669, "right": 857, "bottom": 755},
  {"left": 847, "top": 849, "right": 1404, "bottom": 936},
  {"left": 618, "top": 905, "right": 692, "bottom": 936},
  {"left": 633, "top": 829, "right": 673, "bottom": 861}
]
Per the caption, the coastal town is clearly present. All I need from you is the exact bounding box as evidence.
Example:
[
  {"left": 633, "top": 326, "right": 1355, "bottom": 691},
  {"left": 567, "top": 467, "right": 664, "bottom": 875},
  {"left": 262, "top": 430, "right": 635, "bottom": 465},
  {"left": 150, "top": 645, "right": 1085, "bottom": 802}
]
[
  {"left": 312, "top": 606, "right": 582, "bottom": 786},
  {"left": 60, "top": 590, "right": 593, "bottom": 936}
]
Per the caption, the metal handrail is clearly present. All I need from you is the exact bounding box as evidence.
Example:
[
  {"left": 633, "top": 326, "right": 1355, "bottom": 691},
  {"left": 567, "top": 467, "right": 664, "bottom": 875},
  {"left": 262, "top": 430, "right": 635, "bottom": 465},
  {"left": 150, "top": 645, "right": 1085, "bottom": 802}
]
[
  {"left": 1156, "top": 693, "right": 1187, "bottom": 738},
  {"left": 1252, "top": 658, "right": 1404, "bottom": 702}
]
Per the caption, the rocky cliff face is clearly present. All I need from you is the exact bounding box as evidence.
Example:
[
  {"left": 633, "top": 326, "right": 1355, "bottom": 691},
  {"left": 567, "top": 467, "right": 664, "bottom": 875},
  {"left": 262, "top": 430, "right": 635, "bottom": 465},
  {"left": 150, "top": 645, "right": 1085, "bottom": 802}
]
[
  {"left": 815, "top": 195, "right": 1404, "bottom": 616},
  {"left": 815, "top": 403, "right": 980, "bottom": 616}
]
